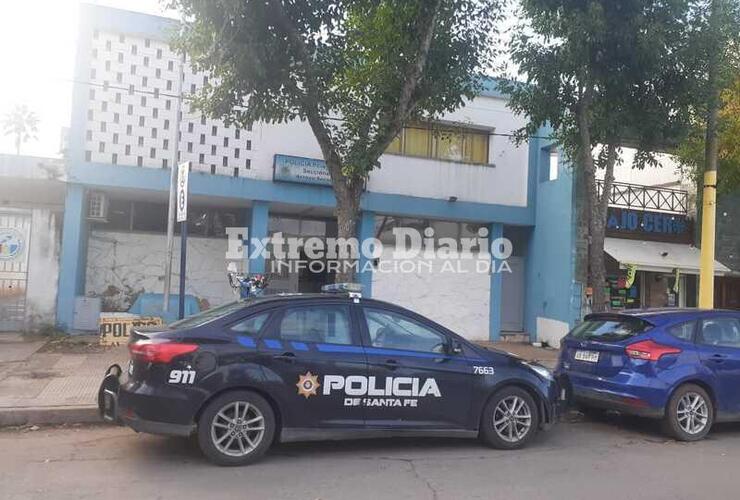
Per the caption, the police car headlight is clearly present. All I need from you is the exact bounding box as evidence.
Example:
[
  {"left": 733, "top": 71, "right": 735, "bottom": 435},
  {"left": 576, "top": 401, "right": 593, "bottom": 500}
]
[{"left": 526, "top": 363, "right": 554, "bottom": 381}]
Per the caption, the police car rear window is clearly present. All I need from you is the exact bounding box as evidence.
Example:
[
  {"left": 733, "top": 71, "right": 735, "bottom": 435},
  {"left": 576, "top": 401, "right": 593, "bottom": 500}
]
[{"left": 169, "top": 301, "right": 247, "bottom": 329}]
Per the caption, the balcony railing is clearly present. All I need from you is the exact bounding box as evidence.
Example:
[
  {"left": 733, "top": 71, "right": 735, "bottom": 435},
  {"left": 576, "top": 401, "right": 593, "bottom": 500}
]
[{"left": 596, "top": 180, "right": 688, "bottom": 214}]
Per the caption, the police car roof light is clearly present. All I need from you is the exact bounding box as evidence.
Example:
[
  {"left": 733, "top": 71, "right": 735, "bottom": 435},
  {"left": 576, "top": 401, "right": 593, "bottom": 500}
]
[{"left": 321, "top": 283, "right": 363, "bottom": 295}]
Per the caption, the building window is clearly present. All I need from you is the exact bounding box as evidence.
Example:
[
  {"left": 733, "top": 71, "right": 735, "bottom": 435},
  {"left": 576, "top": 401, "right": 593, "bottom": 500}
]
[
  {"left": 130, "top": 64, "right": 136, "bottom": 75},
  {"left": 152, "top": 108, "right": 158, "bottom": 118},
  {"left": 162, "top": 158, "right": 168, "bottom": 168},
  {"left": 105, "top": 60, "right": 111, "bottom": 71},
  {"left": 112, "top": 133, "right": 119, "bottom": 144},
  {"left": 199, "top": 153, "right": 205, "bottom": 164},
  {"left": 118, "top": 52, "right": 123, "bottom": 63},
  {"left": 112, "top": 153, "right": 118, "bottom": 164},
  {"left": 200, "top": 134, "right": 205, "bottom": 145},
  {"left": 138, "top": 137, "right": 144, "bottom": 147},
  {"left": 140, "top": 96, "right": 146, "bottom": 107},
  {"left": 150, "top": 147, "right": 156, "bottom": 158},
  {"left": 201, "top": 115, "right": 206, "bottom": 125},
  {"left": 131, "top": 44, "right": 137, "bottom": 55},
  {"left": 235, "top": 129, "right": 240, "bottom": 139},
  {"left": 548, "top": 150, "right": 559, "bottom": 181},
  {"left": 211, "top": 125, "right": 217, "bottom": 136},
  {"left": 157, "top": 48, "right": 162, "bottom": 59},
  {"left": 233, "top": 167, "right": 239, "bottom": 177},
  {"left": 100, "top": 122, "right": 106, "bottom": 132},
  {"left": 245, "top": 158, "right": 251, "bottom": 169},
  {"left": 145, "top": 38, "right": 150, "bottom": 48},
  {"left": 126, "top": 124, "right": 132, "bottom": 135},
  {"left": 223, "top": 137, "right": 229, "bottom": 147},
  {"left": 151, "top": 128, "right": 157, "bottom": 139},
  {"left": 247, "top": 122, "right": 253, "bottom": 131},
  {"left": 139, "top": 116, "right": 145, "bottom": 126},
  {"left": 166, "top": 80, "right": 172, "bottom": 91},
  {"left": 115, "top": 93, "right": 121, "bottom": 104},
  {"left": 137, "top": 156, "right": 143, "bottom": 166},
  {"left": 154, "top": 88, "right": 160, "bottom": 98},
  {"left": 223, "top": 156, "right": 228, "bottom": 167},
  {"left": 129, "top": 84, "right": 135, "bottom": 95},
  {"left": 168, "top": 60, "right": 174, "bottom": 71},
  {"left": 127, "top": 104, "right": 133, "bottom": 115},
  {"left": 142, "top": 76, "right": 148, "bottom": 87},
  {"left": 187, "top": 123, "right": 194, "bottom": 133},
  {"left": 125, "top": 144, "right": 131, "bottom": 155},
  {"left": 211, "top": 145, "right": 217, "bottom": 155},
  {"left": 98, "top": 141, "right": 105, "bottom": 153},
  {"left": 187, "top": 142, "right": 193, "bottom": 153},
  {"left": 165, "top": 99, "right": 171, "bottom": 110},
  {"left": 163, "top": 119, "right": 170, "bottom": 130},
  {"left": 113, "top": 113, "right": 120, "bottom": 124},
  {"left": 105, "top": 40, "right": 111, "bottom": 51},
  {"left": 163, "top": 139, "right": 169, "bottom": 150},
  {"left": 386, "top": 123, "right": 489, "bottom": 165},
  {"left": 234, "top": 148, "right": 240, "bottom": 159},
  {"left": 246, "top": 140, "right": 252, "bottom": 150}
]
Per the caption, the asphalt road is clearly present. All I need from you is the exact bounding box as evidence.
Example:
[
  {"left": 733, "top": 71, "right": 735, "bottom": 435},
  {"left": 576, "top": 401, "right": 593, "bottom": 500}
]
[{"left": 2, "top": 415, "right": 740, "bottom": 500}]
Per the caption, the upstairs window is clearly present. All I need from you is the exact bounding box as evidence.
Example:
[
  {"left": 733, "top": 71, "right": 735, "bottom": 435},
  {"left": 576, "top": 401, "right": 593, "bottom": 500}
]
[{"left": 386, "top": 122, "right": 489, "bottom": 165}]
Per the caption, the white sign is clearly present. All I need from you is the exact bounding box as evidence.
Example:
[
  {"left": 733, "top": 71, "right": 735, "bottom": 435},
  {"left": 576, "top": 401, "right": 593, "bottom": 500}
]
[{"left": 176, "top": 162, "right": 190, "bottom": 222}]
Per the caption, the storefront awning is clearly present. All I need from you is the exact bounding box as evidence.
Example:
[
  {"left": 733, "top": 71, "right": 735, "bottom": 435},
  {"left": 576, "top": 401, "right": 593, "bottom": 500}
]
[{"left": 604, "top": 237, "right": 731, "bottom": 275}]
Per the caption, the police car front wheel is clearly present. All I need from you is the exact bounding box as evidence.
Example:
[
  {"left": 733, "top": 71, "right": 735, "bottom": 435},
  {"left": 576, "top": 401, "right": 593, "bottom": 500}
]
[
  {"left": 480, "top": 386, "right": 539, "bottom": 449},
  {"left": 197, "top": 390, "right": 276, "bottom": 466}
]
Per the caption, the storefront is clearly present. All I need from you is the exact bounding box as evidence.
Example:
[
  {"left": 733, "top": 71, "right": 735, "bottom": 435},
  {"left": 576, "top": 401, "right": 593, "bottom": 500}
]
[{"left": 603, "top": 206, "right": 730, "bottom": 310}]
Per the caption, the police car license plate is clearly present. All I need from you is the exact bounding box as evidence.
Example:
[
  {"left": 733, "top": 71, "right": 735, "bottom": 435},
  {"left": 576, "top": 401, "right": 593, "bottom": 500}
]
[{"left": 575, "top": 350, "right": 600, "bottom": 363}]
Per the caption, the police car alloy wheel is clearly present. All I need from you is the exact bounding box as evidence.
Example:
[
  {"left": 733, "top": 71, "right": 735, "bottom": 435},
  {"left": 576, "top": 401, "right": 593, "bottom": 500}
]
[
  {"left": 480, "top": 386, "right": 539, "bottom": 449},
  {"left": 197, "top": 390, "right": 276, "bottom": 466}
]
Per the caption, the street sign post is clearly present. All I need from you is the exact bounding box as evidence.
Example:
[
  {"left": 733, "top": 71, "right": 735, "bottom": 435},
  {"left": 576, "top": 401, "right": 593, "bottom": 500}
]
[{"left": 176, "top": 162, "right": 190, "bottom": 319}]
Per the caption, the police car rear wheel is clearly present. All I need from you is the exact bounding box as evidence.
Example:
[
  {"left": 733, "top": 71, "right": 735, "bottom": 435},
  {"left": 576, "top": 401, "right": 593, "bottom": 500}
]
[
  {"left": 198, "top": 390, "right": 275, "bottom": 466},
  {"left": 480, "top": 387, "right": 539, "bottom": 449}
]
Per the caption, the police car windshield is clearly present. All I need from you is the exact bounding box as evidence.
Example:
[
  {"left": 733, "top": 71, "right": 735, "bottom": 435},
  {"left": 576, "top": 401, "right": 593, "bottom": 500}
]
[{"left": 169, "top": 301, "right": 247, "bottom": 329}]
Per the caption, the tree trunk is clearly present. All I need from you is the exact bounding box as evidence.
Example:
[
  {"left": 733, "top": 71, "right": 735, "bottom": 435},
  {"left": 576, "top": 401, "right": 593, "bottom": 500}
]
[
  {"left": 589, "top": 143, "right": 617, "bottom": 313},
  {"left": 333, "top": 179, "right": 363, "bottom": 283}
]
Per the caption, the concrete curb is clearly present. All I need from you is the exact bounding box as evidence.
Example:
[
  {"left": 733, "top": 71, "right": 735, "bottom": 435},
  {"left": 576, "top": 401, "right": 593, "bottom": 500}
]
[{"left": 0, "top": 405, "right": 101, "bottom": 427}]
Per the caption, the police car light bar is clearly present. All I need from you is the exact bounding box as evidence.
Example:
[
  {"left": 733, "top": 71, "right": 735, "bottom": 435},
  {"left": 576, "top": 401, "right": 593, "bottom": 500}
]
[{"left": 321, "top": 283, "right": 363, "bottom": 296}]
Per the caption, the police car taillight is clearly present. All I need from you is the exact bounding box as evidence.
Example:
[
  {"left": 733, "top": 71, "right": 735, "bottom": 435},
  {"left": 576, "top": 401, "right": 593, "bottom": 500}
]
[{"left": 129, "top": 340, "right": 199, "bottom": 364}]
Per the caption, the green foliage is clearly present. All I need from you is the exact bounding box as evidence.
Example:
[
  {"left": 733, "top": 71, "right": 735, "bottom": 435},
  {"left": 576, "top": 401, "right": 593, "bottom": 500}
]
[
  {"left": 168, "top": 0, "right": 501, "bottom": 181},
  {"left": 500, "top": 0, "right": 695, "bottom": 167},
  {"left": 2, "top": 104, "right": 39, "bottom": 155},
  {"left": 676, "top": 75, "right": 740, "bottom": 193}
]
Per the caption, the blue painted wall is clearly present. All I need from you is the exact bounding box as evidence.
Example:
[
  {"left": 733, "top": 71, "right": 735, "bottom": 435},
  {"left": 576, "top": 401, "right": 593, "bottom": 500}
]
[{"left": 523, "top": 128, "right": 580, "bottom": 340}]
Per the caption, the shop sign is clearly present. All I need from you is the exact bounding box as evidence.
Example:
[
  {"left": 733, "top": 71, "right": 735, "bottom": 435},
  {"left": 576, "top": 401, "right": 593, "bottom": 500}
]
[
  {"left": 0, "top": 228, "right": 24, "bottom": 261},
  {"left": 99, "top": 314, "right": 164, "bottom": 346},
  {"left": 606, "top": 208, "right": 692, "bottom": 243},
  {"left": 273, "top": 154, "right": 332, "bottom": 186}
]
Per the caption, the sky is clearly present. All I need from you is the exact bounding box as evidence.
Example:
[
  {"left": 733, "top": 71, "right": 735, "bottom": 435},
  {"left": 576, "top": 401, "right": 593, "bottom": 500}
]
[{"left": 0, "top": 0, "right": 176, "bottom": 158}]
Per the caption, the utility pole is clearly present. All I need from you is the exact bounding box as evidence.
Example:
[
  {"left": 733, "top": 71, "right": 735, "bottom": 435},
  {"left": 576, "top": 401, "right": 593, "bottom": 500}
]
[
  {"left": 698, "top": 0, "right": 722, "bottom": 309},
  {"left": 163, "top": 56, "right": 185, "bottom": 312}
]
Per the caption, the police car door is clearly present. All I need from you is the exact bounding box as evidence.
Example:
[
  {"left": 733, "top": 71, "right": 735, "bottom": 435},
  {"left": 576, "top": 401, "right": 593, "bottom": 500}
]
[
  {"left": 358, "top": 306, "right": 473, "bottom": 429},
  {"left": 257, "top": 302, "right": 367, "bottom": 429}
]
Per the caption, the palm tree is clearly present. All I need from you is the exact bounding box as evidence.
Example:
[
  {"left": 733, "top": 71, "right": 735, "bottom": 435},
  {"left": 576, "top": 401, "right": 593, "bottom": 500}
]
[{"left": 2, "top": 104, "right": 39, "bottom": 155}]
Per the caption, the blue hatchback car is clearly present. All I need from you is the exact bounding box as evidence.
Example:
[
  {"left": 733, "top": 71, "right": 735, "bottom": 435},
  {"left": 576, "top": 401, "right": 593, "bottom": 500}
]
[{"left": 556, "top": 309, "right": 740, "bottom": 441}]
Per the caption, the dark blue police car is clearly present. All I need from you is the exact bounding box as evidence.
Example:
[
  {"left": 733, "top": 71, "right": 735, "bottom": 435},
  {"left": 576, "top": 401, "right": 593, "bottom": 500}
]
[{"left": 99, "top": 285, "right": 560, "bottom": 465}]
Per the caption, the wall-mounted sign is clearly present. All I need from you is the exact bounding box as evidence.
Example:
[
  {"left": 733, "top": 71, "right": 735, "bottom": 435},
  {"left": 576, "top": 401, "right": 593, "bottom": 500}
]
[
  {"left": 0, "top": 228, "right": 24, "bottom": 261},
  {"left": 606, "top": 208, "right": 693, "bottom": 244},
  {"left": 273, "top": 154, "right": 332, "bottom": 186}
]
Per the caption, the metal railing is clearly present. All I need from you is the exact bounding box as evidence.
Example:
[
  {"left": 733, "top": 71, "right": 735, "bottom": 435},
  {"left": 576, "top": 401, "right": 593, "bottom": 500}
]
[{"left": 597, "top": 180, "right": 688, "bottom": 214}]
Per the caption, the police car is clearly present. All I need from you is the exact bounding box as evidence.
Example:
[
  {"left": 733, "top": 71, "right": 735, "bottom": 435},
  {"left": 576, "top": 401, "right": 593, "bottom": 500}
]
[{"left": 99, "top": 284, "right": 560, "bottom": 466}]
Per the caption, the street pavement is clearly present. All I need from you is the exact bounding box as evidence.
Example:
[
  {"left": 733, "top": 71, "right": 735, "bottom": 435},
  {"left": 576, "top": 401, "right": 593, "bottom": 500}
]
[{"left": 2, "top": 415, "right": 740, "bottom": 500}]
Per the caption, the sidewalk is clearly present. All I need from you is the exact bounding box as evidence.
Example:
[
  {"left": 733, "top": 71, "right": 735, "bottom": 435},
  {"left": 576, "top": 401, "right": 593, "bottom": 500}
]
[
  {"left": 0, "top": 334, "right": 127, "bottom": 426},
  {"left": 0, "top": 335, "right": 559, "bottom": 427},
  {"left": 477, "top": 341, "right": 561, "bottom": 369}
]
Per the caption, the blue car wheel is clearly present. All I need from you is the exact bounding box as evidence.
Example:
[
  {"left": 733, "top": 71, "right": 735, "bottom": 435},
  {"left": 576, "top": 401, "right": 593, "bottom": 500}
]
[{"left": 663, "top": 384, "right": 714, "bottom": 442}]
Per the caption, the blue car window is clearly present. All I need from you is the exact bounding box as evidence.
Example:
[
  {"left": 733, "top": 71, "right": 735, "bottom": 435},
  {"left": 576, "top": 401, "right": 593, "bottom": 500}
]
[
  {"left": 668, "top": 321, "right": 696, "bottom": 342},
  {"left": 230, "top": 312, "right": 270, "bottom": 335},
  {"left": 699, "top": 318, "right": 740, "bottom": 348},
  {"left": 275, "top": 306, "right": 352, "bottom": 345}
]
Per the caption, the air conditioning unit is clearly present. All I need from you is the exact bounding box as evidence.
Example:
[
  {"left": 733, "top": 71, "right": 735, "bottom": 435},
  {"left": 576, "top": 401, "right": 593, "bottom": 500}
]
[{"left": 87, "top": 191, "right": 109, "bottom": 221}]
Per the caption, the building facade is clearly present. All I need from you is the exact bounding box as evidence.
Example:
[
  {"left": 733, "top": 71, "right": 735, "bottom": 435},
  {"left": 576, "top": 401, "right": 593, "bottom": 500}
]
[{"left": 0, "top": 5, "right": 583, "bottom": 344}]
